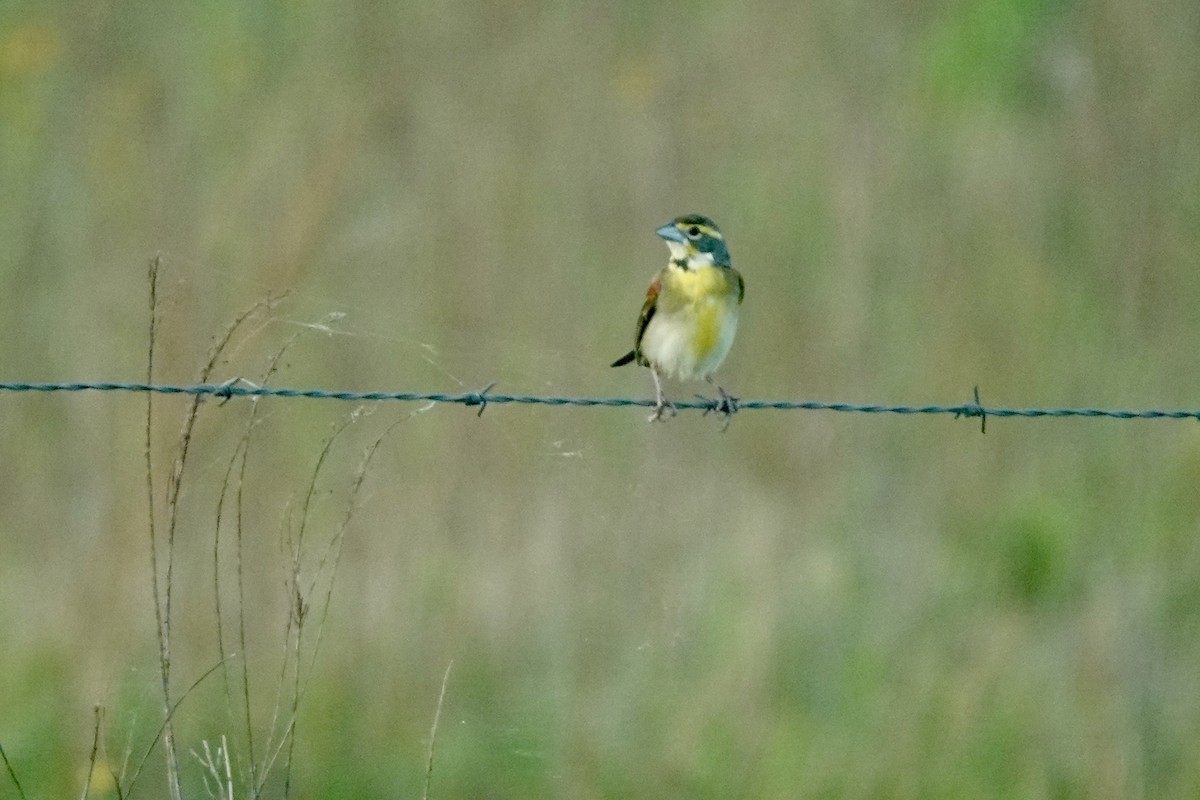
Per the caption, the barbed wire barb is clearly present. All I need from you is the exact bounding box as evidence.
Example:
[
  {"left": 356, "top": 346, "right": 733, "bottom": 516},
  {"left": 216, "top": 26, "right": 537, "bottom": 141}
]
[
  {"left": 466, "top": 382, "right": 497, "bottom": 417},
  {"left": 952, "top": 385, "right": 988, "bottom": 434}
]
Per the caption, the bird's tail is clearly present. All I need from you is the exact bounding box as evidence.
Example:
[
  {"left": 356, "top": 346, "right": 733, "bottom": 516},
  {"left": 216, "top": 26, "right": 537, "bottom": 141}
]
[{"left": 610, "top": 351, "right": 636, "bottom": 368}]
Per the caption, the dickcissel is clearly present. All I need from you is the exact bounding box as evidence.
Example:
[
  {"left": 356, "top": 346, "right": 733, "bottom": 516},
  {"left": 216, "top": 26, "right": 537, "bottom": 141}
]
[{"left": 611, "top": 214, "right": 744, "bottom": 422}]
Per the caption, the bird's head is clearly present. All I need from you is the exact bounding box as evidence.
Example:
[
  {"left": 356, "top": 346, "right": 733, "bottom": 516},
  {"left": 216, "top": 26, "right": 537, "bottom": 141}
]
[{"left": 656, "top": 214, "right": 731, "bottom": 269}]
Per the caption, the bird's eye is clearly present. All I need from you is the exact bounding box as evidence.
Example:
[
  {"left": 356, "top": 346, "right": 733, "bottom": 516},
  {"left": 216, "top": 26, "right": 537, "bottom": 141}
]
[{"left": 687, "top": 226, "right": 701, "bottom": 238}]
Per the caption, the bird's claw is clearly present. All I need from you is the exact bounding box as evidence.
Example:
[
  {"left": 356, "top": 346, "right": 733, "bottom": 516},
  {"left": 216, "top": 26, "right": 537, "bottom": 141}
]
[
  {"left": 647, "top": 398, "right": 677, "bottom": 423},
  {"left": 700, "top": 387, "right": 739, "bottom": 430}
]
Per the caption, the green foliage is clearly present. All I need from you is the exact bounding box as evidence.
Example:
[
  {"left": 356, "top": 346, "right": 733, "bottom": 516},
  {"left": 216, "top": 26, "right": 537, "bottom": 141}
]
[{"left": 921, "top": 0, "right": 1068, "bottom": 108}]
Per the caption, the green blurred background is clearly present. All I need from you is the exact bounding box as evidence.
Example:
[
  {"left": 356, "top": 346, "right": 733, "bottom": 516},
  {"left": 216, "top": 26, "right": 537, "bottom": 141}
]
[{"left": 3, "top": 0, "right": 1200, "bottom": 797}]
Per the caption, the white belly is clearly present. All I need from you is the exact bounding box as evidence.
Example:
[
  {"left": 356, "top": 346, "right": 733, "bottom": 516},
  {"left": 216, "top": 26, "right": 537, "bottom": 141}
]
[{"left": 640, "top": 299, "right": 738, "bottom": 382}]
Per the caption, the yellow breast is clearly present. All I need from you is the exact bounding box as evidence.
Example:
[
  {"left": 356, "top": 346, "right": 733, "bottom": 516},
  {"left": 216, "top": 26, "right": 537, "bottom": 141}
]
[{"left": 641, "top": 265, "right": 742, "bottom": 381}]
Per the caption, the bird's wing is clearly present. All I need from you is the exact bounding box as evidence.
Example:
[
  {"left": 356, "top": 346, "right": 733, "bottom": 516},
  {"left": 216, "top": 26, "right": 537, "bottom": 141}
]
[
  {"left": 633, "top": 276, "right": 662, "bottom": 355},
  {"left": 611, "top": 274, "right": 663, "bottom": 368},
  {"left": 735, "top": 270, "right": 745, "bottom": 304}
]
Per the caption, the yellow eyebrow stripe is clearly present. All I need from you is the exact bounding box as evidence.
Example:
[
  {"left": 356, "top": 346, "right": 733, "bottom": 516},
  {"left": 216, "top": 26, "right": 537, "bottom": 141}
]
[{"left": 681, "top": 224, "right": 721, "bottom": 239}]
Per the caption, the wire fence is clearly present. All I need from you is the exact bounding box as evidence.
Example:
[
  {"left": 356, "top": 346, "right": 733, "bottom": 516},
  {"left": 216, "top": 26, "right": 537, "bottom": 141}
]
[{"left": 3, "top": 380, "right": 1199, "bottom": 432}]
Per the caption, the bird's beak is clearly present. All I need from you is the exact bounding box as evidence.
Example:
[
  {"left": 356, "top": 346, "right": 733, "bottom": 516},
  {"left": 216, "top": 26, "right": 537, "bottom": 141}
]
[{"left": 655, "top": 223, "right": 686, "bottom": 243}]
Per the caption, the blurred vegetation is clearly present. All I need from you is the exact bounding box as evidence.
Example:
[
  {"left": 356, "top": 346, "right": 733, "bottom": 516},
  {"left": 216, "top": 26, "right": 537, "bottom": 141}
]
[{"left": 2, "top": 0, "right": 1200, "bottom": 797}]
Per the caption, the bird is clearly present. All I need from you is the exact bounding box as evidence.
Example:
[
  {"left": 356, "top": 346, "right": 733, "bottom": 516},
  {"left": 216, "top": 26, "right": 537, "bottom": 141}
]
[{"left": 611, "top": 214, "right": 744, "bottom": 423}]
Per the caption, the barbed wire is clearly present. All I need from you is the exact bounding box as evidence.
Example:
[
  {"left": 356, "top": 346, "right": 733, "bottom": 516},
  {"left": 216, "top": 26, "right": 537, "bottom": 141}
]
[{"left": 2, "top": 380, "right": 1199, "bottom": 431}]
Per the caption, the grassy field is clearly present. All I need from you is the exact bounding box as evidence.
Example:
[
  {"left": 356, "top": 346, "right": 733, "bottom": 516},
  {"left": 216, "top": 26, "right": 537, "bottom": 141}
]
[{"left": 2, "top": 1, "right": 1200, "bottom": 797}]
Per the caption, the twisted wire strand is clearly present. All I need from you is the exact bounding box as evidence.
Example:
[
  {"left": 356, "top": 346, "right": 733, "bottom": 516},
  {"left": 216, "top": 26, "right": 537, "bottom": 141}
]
[{"left": 1, "top": 381, "right": 1198, "bottom": 423}]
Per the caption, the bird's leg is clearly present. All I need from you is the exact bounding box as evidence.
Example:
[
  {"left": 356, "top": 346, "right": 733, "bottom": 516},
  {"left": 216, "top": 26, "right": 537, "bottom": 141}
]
[
  {"left": 704, "top": 375, "right": 739, "bottom": 429},
  {"left": 648, "top": 367, "right": 676, "bottom": 422}
]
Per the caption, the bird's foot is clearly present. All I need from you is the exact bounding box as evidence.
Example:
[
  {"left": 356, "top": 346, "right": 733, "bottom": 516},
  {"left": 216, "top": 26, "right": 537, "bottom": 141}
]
[
  {"left": 701, "top": 386, "right": 739, "bottom": 430},
  {"left": 647, "top": 397, "right": 677, "bottom": 423}
]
